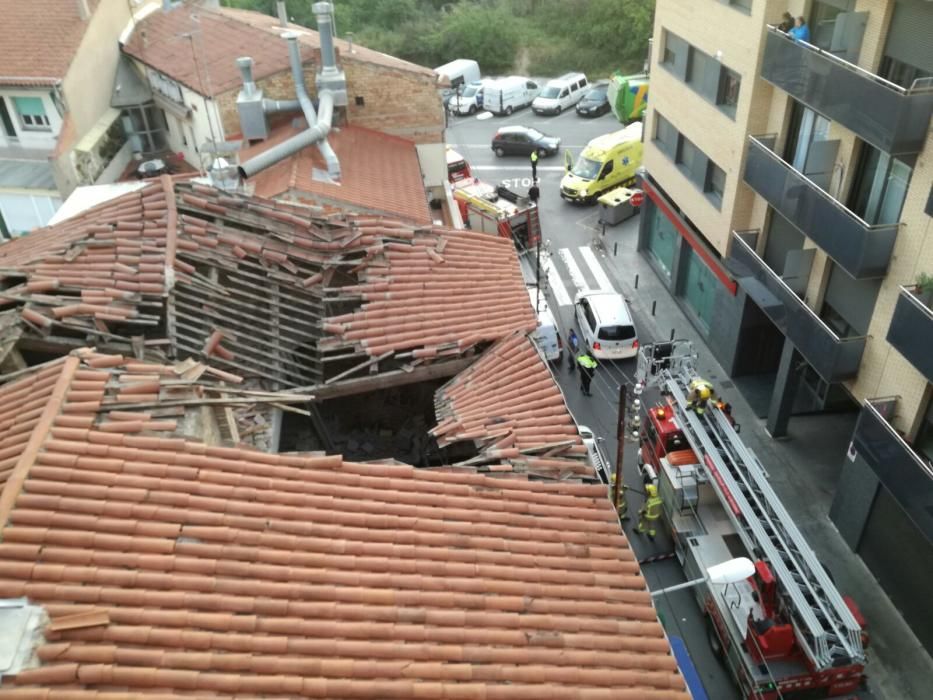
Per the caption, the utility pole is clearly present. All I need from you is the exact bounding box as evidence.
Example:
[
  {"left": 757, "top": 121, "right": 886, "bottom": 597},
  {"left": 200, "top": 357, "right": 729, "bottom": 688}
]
[{"left": 614, "top": 382, "right": 628, "bottom": 519}]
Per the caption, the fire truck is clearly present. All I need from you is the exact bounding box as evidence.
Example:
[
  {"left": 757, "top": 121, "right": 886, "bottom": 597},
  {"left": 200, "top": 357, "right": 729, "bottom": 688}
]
[
  {"left": 447, "top": 149, "right": 541, "bottom": 250},
  {"left": 633, "top": 340, "right": 869, "bottom": 700}
]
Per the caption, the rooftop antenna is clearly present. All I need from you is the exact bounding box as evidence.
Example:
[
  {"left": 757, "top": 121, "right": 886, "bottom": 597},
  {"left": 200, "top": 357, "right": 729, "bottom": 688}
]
[{"left": 181, "top": 12, "right": 220, "bottom": 171}]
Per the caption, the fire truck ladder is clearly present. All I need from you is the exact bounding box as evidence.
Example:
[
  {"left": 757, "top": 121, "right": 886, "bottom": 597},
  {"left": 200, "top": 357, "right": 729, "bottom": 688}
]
[{"left": 660, "top": 366, "right": 865, "bottom": 672}]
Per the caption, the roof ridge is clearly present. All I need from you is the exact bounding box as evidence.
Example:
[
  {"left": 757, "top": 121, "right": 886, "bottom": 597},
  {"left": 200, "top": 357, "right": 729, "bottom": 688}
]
[{"left": 0, "top": 355, "right": 80, "bottom": 524}]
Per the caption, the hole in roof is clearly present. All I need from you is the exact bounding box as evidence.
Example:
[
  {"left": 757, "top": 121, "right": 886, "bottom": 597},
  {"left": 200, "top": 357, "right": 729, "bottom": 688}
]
[{"left": 0, "top": 599, "right": 46, "bottom": 680}]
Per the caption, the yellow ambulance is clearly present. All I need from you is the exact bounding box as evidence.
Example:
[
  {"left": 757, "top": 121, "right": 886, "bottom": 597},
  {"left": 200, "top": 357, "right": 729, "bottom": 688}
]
[{"left": 560, "top": 122, "right": 643, "bottom": 204}]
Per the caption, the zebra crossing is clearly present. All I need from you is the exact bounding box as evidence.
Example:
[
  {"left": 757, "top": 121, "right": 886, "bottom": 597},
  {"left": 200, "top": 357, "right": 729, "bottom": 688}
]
[{"left": 541, "top": 245, "right": 618, "bottom": 307}]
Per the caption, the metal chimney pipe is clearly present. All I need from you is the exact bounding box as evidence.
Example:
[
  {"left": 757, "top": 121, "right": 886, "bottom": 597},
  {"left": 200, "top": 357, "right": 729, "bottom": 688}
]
[
  {"left": 276, "top": 1, "right": 288, "bottom": 27},
  {"left": 237, "top": 57, "right": 257, "bottom": 98},
  {"left": 312, "top": 2, "right": 338, "bottom": 73}
]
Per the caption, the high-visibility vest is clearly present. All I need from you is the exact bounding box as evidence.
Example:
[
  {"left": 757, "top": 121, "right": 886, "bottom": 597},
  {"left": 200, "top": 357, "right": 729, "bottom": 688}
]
[
  {"left": 644, "top": 495, "right": 663, "bottom": 520},
  {"left": 531, "top": 151, "right": 539, "bottom": 163},
  {"left": 577, "top": 354, "right": 597, "bottom": 370}
]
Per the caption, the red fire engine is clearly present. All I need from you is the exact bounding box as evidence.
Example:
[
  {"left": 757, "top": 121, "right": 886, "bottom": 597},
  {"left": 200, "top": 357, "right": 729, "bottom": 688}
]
[{"left": 634, "top": 340, "right": 869, "bottom": 700}]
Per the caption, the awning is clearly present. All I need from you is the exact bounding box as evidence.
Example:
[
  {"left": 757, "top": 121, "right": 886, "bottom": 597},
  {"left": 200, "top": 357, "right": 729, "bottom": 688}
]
[{"left": 111, "top": 54, "right": 152, "bottom": 108}]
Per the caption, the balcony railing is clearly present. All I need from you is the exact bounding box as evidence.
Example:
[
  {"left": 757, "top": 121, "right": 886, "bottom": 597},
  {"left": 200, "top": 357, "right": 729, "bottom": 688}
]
[
  {"left": 727, "top": 230, "right": 866, "bottom": 382},
  {"left": 761, "top": 26, "right": 933, "bottom": 156},
  {"left": 886, "top": 286, "right": 933, "bottom": 383},
  {"left": 852, "top": 401, "right": 933, "bottom": 542},
  {"left": 743, "top": 135, "right": 898, "bottom": 279}
]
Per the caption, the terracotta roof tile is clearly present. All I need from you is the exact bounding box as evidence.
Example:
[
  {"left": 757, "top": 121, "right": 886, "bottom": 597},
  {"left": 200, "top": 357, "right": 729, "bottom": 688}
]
[
  {"left": 432, "top": 332, "right": 592, "bottom": 479},
  {"left": 0, "top": 1, "right": 99, "bottom": 86},
  {"left": 243, "top": 124, "right": 432, "bottom": 225},
  {"left": 0, "top": 356, "right": 686, "bottom": 699},
  {"left": 123, "top": 2, "right": 433, "bottom": 97}
]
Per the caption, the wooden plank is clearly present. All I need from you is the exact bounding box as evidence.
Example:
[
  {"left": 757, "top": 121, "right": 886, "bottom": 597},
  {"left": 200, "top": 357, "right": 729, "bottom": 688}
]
[
  {"left": 301, "top": 357, "right": 475, "bottom": 400},
  {"left": 324, "top": 350, "right": 393, "bottom": 385}
]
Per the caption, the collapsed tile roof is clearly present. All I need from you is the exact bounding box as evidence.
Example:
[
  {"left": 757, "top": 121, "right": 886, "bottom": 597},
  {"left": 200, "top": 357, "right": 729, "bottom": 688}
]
[
  {"left": 0, "top": 354, "right": 687, "bottom": 699},
  {"left": 0, "top": 178, "right": 532, "bottom": 395},
  {"left": 432, "top": 332, "right": 592, "bottom": 480},
  {"left": 323, "top": 227, "right": 535, "bottom": 358},
  {"left": 241, "top": 125, "right": 432, "bottom": 225},
  {"left": 123, "top": 1, "right": 434, "bottom": 97},
  {"left": 0, "top": 0, "right": 98, "bottom": 86}
]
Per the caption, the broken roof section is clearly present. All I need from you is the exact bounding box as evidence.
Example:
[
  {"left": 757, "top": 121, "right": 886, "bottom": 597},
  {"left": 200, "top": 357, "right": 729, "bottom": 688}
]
[
  {"left": 0, "top": 354, "right": 687, "bottom": 699},
  {"left": 241, "top": 124, "right": 432, "bottom": 225},
  {"left": 0, "top": 178, "right": 531, "bottom": 396},
  {"left": 432, "top": 332, "right": 593, "bottom": 480}
]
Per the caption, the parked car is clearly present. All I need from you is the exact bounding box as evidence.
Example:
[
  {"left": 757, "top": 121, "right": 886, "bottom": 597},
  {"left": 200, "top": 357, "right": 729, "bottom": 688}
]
[
  {"left": 574, "top": 290, "right": 639, "bottom": 360},
  {"left": 576, "top": 80, "right": 611, "bottom": 117},
  {"left": 532, "top": 72, "right": 589, "bottom": 115},
  {"left": 435, "top": 59, "right": 481, "bottom": 112},
  {"left": 483, "top": 76, "right": 540, "bottom": 116},
  {"left": 579, "top": 425, "right": 610, "bottom": 484},
  {"left": 491, "top": 126, "right": 561, "bottom": 157}
]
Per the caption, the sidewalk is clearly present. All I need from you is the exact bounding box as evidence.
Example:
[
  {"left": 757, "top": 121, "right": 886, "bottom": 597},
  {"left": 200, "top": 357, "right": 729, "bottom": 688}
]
[{"left": 594, "top": 215, "right": 933, "bottom": 700}]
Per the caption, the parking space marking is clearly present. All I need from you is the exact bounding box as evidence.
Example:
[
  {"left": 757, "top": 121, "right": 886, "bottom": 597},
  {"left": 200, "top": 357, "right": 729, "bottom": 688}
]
[
  {"left": 544, "top": 255, "right": 572, "bottom": 307},
  {"left": 559, "top": 247, "right": 590, "bottom": 295},
  {"left": 579, "top": 246, "right": 615, "bottom": 293}
]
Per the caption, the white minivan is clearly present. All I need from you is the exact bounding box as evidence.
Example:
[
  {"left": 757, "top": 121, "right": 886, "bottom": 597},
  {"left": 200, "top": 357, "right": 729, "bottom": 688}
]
[
  {"left": 483, "top": 76, "right": 541, "bottom": 116},
  {"left": 528, "top": 287, "right": 562, "bottom": 363},
  {"left": 532, "top": 73, "right": 589, "bottom": 115},
  {"left": 448, "top": 79, "right": 491, "bottom": 116},
  {"left": 435, "top": 59, "right": 481, "bottom": 110},
  {"left": 574, "top": 290, "right": 638, "bottom": 360}
]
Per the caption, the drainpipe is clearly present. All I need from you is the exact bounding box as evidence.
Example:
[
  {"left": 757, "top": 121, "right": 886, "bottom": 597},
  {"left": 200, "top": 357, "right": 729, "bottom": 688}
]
[
  {"left": 237, "top": 33, "right": 339, "bottom": 181},
  {"left": 276, "top": 0, "right": 288, "bottom": 28}
]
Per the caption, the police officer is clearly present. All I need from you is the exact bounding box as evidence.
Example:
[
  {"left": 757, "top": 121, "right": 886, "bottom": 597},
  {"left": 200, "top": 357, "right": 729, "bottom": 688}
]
[
  {"left": 577, "top": 352, "right": 597, "bottom": 395},
  {"left": 686, "top": 377, "right": 715, "bottom": 415},
  {"left": 636, "top": 484, "right": 663, "bottom": 538},
  {"left": 530, "top": 150, "right": 539, "bottom": 180}
]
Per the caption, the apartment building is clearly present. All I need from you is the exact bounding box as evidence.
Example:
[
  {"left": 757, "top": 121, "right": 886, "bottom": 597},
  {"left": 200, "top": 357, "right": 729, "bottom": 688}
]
[{"left": 639, "top": 0, "right": 933, "bottom": 650}]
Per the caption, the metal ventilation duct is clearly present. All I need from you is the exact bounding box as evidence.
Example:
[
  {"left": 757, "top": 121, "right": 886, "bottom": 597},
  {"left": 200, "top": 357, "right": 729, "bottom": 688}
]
[{"left": 237, "top": 3, "right": 348, "bottom": 183}]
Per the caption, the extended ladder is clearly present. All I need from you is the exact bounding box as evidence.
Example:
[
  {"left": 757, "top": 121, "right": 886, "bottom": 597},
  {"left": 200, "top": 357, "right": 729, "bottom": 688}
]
[{"left": 638, "top": 342, "right": 865, "bottom": 671}]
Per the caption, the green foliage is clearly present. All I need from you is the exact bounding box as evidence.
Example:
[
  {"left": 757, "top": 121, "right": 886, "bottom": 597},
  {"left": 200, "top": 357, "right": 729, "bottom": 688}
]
[
  {"left": 916, "top": 271, "right": 933, "bottom": 296},
  {"left": 221, "top": 0, "right": 655, "bottom": 77}
]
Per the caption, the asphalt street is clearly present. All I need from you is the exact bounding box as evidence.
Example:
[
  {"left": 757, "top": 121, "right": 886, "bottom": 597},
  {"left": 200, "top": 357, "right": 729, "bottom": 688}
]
[{"left": 446, "top": 106, "right": 741, "bottom": 700}]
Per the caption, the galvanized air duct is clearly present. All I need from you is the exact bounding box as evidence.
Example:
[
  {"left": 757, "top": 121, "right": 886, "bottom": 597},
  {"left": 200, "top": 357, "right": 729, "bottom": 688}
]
[
  {"left": 238, "top": 32, "right": 340, "bottom": 181},
  {"left": 237, "top": 56, "right": 301, "bottom": 115}
]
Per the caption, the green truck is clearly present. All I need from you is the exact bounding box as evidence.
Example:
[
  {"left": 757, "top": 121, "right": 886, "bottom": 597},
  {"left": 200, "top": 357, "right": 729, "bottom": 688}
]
[{"left": 608, "top": 72, "right": 649, "bottom": 124}]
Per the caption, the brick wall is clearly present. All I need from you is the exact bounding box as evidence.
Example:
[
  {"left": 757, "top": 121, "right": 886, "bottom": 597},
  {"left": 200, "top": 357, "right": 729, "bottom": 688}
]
[{"left": 217, "top": 51, "right": 443, "bottom": 145}]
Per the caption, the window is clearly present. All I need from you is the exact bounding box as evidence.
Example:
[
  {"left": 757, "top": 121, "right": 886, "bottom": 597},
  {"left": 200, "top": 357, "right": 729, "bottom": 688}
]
[
  {"left": 661, "top": 30, "right": 682, "bottom": 69},
  {"left": 728, "top": 0, "right": 751, "bottom": 12},
  {"left": 599, "top": 160, "right": 614, "bottom": 180},
  {"left": 653, "top": 113, "right": 676, "bottom": 158},
  {"left": 13, "top": 97, "right": 50, "bottom": 130},
  {"left": 580, "top": 299, "right": 597, "bottom": 332},
  {"left": 705, "top": 161, "right": 726, "bottom": 208},
  {"left": 676, "top": 134, "right": 700, "bottom": 174},
  {"left": 848, "top": 141, "right": 913, "bottom": 226},
  {"left": 0, "top": 98, "right": 15, "bottom": 138},
  {"left": 598, "top": 325, "right": 636, "bottom": 341},
  {"left": 716, "top": 67, "right": 741, "bottom": 117}
]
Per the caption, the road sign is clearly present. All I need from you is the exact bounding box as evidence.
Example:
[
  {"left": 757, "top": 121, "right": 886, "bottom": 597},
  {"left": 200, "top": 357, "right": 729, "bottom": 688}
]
[{"left": 630, "top": 191, "right": 645, "bottom": 207}]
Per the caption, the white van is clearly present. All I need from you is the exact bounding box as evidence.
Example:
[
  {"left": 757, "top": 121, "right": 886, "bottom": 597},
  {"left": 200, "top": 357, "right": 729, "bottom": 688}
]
[
  {"left": 532, "top": 73, "right": 589, "bottom": 115},
  {"left": 528, "top": 287, "right": 562, "bottom": 363},
  {"left": 449, "top": 79, "right": 491, "bottom": 116},
  {"left": 434, "top": 59, "right": 481, "bottom": 90},
  {"left": 574, "top": 290, "right": 638, "bottom": 360},
  {"left": 484, "top": 76, "right": 541, "bottom": 116}
]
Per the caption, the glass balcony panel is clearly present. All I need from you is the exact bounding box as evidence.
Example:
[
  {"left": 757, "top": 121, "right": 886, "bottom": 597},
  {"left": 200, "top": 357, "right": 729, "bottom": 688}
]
[
  {"left": 744, "top": 135, "right": 898, "bottom": 279},
  {"left": 886, "top": 286, "right": 933, "bottom": 383},
  {"left": 761, "top": 27, "right": 933, "bottom": 156},
  {"left": 727, "top": 231, "right": 866, "bottom": 382}
]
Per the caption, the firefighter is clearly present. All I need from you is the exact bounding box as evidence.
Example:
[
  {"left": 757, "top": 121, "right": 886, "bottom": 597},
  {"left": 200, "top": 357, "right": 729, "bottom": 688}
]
[
  {"left": 686, "top": 377, "right": 715, "bottom": 415},
  {"left": 636, "top": 484, "right": 663, "bottom": 538}
]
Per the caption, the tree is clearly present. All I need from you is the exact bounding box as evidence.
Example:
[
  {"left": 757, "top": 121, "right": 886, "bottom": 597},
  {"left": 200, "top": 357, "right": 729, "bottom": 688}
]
[{"left": 436, "top": 3, "right": 519, "bottom": 73}]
